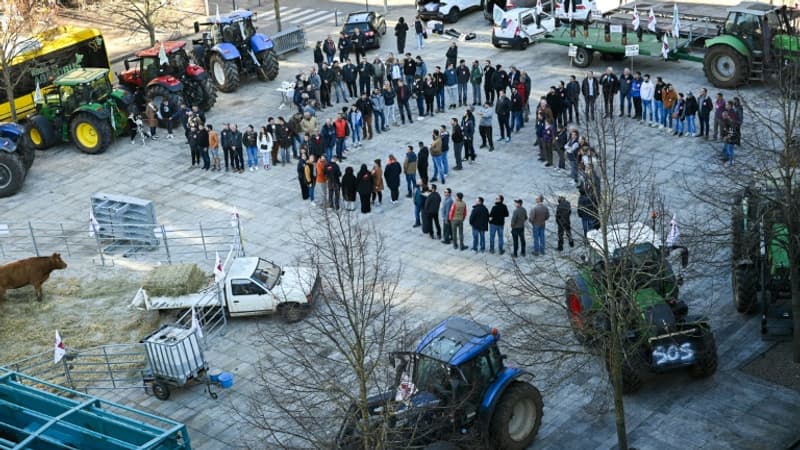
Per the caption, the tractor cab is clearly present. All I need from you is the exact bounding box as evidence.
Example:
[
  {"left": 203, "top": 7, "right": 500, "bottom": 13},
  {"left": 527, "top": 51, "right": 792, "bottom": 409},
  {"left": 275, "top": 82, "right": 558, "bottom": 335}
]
[
  {"left": 196, "top": 10, "right": 258, "bottom": 45},
  {"left": 53, "top": 68, "right": 113, "bottom": 111},
  {"left": 120, "top": 42, "right": 191, "bottom": 88}
]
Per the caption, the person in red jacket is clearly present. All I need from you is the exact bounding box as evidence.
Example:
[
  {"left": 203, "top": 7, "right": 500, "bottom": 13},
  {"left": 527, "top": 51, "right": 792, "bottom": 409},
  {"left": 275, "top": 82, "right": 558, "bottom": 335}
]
[{"left": 333, "top": 113, "right": 349, "bottom": 160}]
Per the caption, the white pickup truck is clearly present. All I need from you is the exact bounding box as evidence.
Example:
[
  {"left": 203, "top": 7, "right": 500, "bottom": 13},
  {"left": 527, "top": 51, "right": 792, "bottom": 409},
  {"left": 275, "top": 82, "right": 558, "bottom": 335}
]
[
  {"left": 417, "top": 0, "right": 484, "bottom": 23},
  {"left": 492, "top": 8, "right": 556, "bottom": 49},
  {"left": 131, "top": 256, "right": 321, "bottom": 322}
]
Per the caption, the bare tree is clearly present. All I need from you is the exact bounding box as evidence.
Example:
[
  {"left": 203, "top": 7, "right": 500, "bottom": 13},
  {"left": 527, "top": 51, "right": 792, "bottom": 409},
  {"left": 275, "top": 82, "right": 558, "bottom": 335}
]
[
  {"left": 0, "top": 0, "right": 55, "bottom": 122},
  {"left": 273, "top": 0, "right": 281, "bottom": 32},
  {"left": 234, "top": 209, "right": 407, "bottom": 449},
  {"left": 491, "top": 114, "right": 715, "bottom": 450},
  {"left": 102, "top": 0, "right": 184, "bottom": 46}
]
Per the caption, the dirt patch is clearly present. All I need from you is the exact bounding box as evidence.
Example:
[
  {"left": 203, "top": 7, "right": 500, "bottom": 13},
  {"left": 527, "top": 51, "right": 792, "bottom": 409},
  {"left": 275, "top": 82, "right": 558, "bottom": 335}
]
[
  {"left": 741, "top": 341, "right": 800, "bottom": 393},
  {"left": 0, "top": 274, "right": 162, "bottom": 364}
]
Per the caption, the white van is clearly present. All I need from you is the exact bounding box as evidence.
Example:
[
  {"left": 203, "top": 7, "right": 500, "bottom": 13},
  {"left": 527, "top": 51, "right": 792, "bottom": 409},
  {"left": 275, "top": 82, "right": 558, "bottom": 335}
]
[
  {"left": 492, "top": 8, "right": 556, "bottom": 49},
  {"left": 417, "top": 0, "right": 484, "bottom": 23}
]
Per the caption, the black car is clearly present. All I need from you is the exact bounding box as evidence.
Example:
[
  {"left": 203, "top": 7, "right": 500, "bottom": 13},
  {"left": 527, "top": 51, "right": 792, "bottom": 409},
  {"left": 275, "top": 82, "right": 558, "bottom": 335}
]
[{"left": 341, "top": 11, "right": 387, "bottom": 49}]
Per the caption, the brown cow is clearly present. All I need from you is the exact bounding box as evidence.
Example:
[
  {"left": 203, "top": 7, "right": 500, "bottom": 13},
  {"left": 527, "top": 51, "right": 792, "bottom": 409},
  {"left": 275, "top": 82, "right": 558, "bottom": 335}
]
[{"left": 0, "top": 253, "right": 67, "bottom": 301}]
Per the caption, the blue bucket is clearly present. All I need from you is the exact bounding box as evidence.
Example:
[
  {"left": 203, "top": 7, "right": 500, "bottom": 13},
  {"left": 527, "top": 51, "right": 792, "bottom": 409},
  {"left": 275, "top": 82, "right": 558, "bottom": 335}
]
[
  {"left": 217, "top": 372, "right": 234, "bottom": 389},
  {"left": 208, "top": 372, "right": 221, "bottom": 383}
]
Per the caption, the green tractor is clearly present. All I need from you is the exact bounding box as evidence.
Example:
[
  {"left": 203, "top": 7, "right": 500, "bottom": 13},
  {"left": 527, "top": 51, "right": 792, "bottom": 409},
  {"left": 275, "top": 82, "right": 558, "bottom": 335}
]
[
  {"left": 731, "top": 186, "right": 796, "bottom": 338},
  {"left": 704, "top": 3, "right": 800, "bottom": 89},
  {"left": 565, "top": 222, "right": 718, "bottom": 393},
  {"left": 24, "top": 68, "right": 133, "bottom": 154}
]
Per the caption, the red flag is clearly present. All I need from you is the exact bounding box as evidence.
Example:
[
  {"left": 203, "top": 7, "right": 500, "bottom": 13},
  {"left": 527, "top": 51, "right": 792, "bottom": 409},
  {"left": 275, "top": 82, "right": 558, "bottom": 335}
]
[
  {"left": 54, "top": 330, "right": 66, "bottom": 364},
  {"left": 214, "top": 251, "right": 224, "bottom": 282}
]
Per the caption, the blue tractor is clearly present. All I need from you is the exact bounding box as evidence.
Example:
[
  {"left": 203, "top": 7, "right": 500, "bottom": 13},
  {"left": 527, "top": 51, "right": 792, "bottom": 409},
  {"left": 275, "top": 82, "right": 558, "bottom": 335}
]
[
  {"left": 192, "top": 10, "right": 279, "bottom": 93},
  {"left": 0, "top": 123, "right": 34, "bottom": 198},
  {"left": 336, "top": 317, "right": 544, "bottom": 449}
]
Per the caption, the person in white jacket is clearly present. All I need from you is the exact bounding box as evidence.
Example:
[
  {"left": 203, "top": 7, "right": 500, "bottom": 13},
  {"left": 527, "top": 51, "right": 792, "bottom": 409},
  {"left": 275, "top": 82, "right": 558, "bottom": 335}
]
[
  {"left": 257, "top": 126, "right": 274, "bottom": 170},
  {"left": 640, "top": 74, "right": 655, "bottom": 125}
]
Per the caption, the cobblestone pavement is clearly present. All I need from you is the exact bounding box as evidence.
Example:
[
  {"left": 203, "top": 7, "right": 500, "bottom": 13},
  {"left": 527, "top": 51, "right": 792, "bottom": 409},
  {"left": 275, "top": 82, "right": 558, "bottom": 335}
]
[{"left": 4, "top": 1, "right": 800, "bottom": 448}]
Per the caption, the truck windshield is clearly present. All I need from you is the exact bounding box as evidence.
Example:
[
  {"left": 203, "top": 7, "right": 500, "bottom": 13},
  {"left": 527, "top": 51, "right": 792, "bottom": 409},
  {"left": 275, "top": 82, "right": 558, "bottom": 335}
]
[{"left": 253, "top": 258, "right": 281, "bottom": 289}]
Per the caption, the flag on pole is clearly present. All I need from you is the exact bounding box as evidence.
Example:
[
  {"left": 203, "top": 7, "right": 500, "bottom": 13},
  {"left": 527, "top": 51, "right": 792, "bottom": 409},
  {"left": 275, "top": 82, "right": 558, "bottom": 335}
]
[
  {"left": 671, "top": 3, "right": 681, "bottom": 38},
  {"left": 230, "top": 207, "right": 240, "bottom": 227},
  {"left": 661, "top": 32, "right": 670, "bottom": 60},
  {"left": 647, "top": 7, "right": 657, "bottom": 33},
  {"left": 214, "top": 251, "right": 224, "bottom": 282},
  {"left": 215, "top": 4, "right": 221, "bottom": 23},
  {"left": 158, "top": 42, "right": 169, "bottom": 66},
  {"left": 191, "top": 307, "right": 204, "bottom": 338},
  {"left": 54, "top": 330, "right": 66, "bottom": 364},
  {"left": 33, "top": 80, "right": 43, "bottom": 104},
  {"left": 535, "top": 0, "right": 543, "bottom": 15},
  {"left": 666, "top": 215, "right": 680, "bottom": 247},
  {"left": 89, "top": 208, "right": 100, "bottom": 238},
  {"left": 632, "top": 5, "right": 640, "bottom": 31}
]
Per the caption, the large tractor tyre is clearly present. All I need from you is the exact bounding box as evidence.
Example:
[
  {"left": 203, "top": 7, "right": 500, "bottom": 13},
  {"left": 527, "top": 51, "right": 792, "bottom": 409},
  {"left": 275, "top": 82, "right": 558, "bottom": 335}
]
[
  {"left": 731, "top": 193, "right": 745, "bottom": 261},
  {"left": 0, "top": 152, "right": 25, "bottom": 198},
  {"left": 689, "top": 330, "right": 718, "bottom": 378},
  {"left": 573, "top": 47, "right": 593, "bottom": 68},
  {"left": 489, "top": 381, "right": 543, "bottom": 450},
  {"left": 732, "top": 264, "right": 758, "bottom": 314},
  {"left": 256, "top": 49, "right": 280, "bottom": 82},
  {"left": 70, "top": 113, "right": 113, "bottom": 154},
  {"left": 210, "top": 53, "right": 241, "bottom": 93},
  {"left": 606, "top": 351, "right": 643, "bottom": 394},
  {"left": 145, "top": 85, "right": 183, "bottom": 128},
  {"left": 17, "top": 138, "right": 35, "bottom": 171},
  {"left": 183, "top": 77, "right": 217, "bottom": 111},
  {"left": 25, "top": 115, "right": 57, "bottom": 150},
  {"left": 703, "top": 45, "right": 748, "bottom": 89}
]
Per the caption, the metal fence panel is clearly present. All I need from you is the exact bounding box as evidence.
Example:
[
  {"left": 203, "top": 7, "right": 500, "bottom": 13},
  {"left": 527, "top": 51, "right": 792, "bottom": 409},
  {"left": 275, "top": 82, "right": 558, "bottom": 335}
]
[{"left": 272, "top": 25, "right": 306, "bottom": 56}]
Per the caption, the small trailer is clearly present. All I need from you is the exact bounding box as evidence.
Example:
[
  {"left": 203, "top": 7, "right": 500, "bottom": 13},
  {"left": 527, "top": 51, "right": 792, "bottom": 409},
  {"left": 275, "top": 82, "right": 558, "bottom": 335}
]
[{"left": 0, "top": 368, "right": 191, "bottom": 449}]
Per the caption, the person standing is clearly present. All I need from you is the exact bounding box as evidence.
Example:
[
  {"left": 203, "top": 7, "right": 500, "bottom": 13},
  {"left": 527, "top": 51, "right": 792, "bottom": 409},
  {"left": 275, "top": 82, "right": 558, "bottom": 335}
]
[
  {"left": 441, "top": 188, "right": 454, "bottom": 244},
  {"left": 449, "top": 192, "right": 468, "bottom": 250},
  {"left": 144, "top": 98, "right": 159, "bottom": 140},
  {"left": 444, "top": 63, "right": 458, "bottom": 110},
  {"left": 371, "top": 89, "right": 387, "bottom": 134},
  {"left": 555, "top": 196, "right": 575, "bottom": 251},
  {"left": 220, "top": 123, "right": 232, "bottom": 172},
  {"left": 483, "top": 60, "right": 495, "bottom": 105},
  {"left": 433, "top": 66, "right": 446, "bottom": 113},
  {"left": 577, "top": 187, "right": 598, "bottom": 237},
  {"left": 542, "top": 118, "right": 556, "bottom": 167},
  {"left": 510, "top": 199, "right": 527, "bottom": 257},
  {"left": 712, "top": 92, "right": 725, "bottom": 140},
  {"left": 397, "top": 80, "right": 414, "bottom": 124},
  {"left": 417, "top": 141, "right": 429, "bottom": 186},
  {"left": 231, "top": 124, "right": 244, "bottom": 173},
  {"left": 395, "top": 17, "right": 409, "bottom": 54},
  {"left": 334, "top": 113, "right": 349, "bottom": 159},
  {"left": 511, "top": 87, "right": 524, "bottom": 133},
  {"left": 371, "top": 159, "right": 384, "bottom": 206},
  {"left": 495, "top": 91, "right": 512, "bottom": 143},
  {"left": 413, "top": 179, "right": 425, "bottom": 227},
  {"left": 492, "top": 64, "right": 508, "bottom": 98},
  {"left": 439, "top": 124, "right": 450, "bottom": 176},
  {"left": 208, "top": 124, "right": 221, "bottom": 171},
  {"left": 618, "top": 67, "right": 633, "bottom": 117},
  {"left": 371, "top": 56, "right": 385, "bottom": 91},
  {"left": 384, "top": 154, "right": 402, "bottom": 204},
  {"left": 470, "top": 60, "right": 482, "bottom": 106},
  {"left": 414, "top": 15, "right": 425, "bottom": 50},
  {"left": 469, "top": 197, "right": 490, "bottom": 252},
  {"left": 343, "top": 59, "right": 358, "bottom": 99},
  {"left": 325, "top": 156, "right": 342, "bottom": 210},
  {"left": 356, "top": 164, "right": 373, "bottom": 213},
  {"left": 403, "top": 145, "right": 418, "bottom": 197},
  {"left": 430, "top": 129, "right": 445, "bottom": 184},
  {"left": 159, "top": 98, "right": 176, "bottom": 139},
  {"left": 323, "top": 36, "right": 337, "bottom": 65},
  {"left": 196, "top": 123, "right": 210, "bottom": 170},
  {"left": 565, "top": 75, "right": 580, "bottom": 125},
  {"left": 403, "top": 53, "right": 417, "bottom": 89},
  {"left": 357, "top": 60, "right": 373, "bottom": 97},
  {"left": 450, "top": 118, "right": 464, "bottom": 170},
  {"left": 456, "top": 59, "right": 470, "bottom": 107},
  {"left": 425, "top": 184, "right": 442, "bottom": 239},
  {"left": 581, "top": 71, "right": 599, "bottom": 121},
  {"left": 275, "top": 118, "right": 292, "bottom": 166},
  {"left": 298, "top": 155, "right": 311, "bottom": 200},
  {"left": 462, "top": 108, "right": 476, "bottom": 162},
  {"left": 640, "top": 74, "right": 654, "bottom": 125},
  {"left": 341, "top": 165, "right": 357, "bottom": 211},
  {"left": 684, "top": 91, "right": 699, "bottom": 137},
  {"left": 356, "top": 93, "right": 374, "bottom": 140},
  {"left": 672, "top": 92, "right": 686, "bottom": 136},
  {"left": 315, "top": 155, "right": 328, "bottom": 208},
  {"left": 445, "top": 42, "right": 458, "bottom": 68},
  {"left": 662, "top": 84, "right": 678, "bottom": 130},
  {"left": 488, "top": 195, "right": 509, "bottom": 255},
  {"left": 630, "top": 71, "right": 642, "bottom": 120},
  {"left": 599, "top": 67, "right": 619, "bottom": 118},
  {"left": 477, "top": 101, "right": 494, "bottom": 152},
  {"left": 528, "top": 195, "right": 549, "bottom": 256},
  {"left": 338, "top": 31, "right": 351, "bottom": 62},
  {"left": 243, "top": 124, "right": 259, "bottom": 171},
  {"left": 698, "top": 88, "right": 713, "bottom": 140}
]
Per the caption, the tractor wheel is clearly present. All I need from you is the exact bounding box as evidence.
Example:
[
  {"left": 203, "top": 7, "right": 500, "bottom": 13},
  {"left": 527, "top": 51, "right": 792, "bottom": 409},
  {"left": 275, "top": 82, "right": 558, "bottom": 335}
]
[
  {"left": 183, "top": 77, "right": 217, "bottom": 111},
  {"left": 447, "top": 7, "right": 461, "bottom": 23},
  {"left": 280, "top": 302, "right": 304, "bottom": 323},
  {"left": 70, "top": 113, "right": 113, "bottom": 154},
  {"left": 210, "top": 53, "right": 240, "bottom": 93},
  {"left": 0, "top": 152, "right": 25, "bottom": 198},
  {"left": 25, "top": 115, "right": 56, "bottom": 150},
  {"left": 732, "top": 264, "right": 758, "bottom": 314},
  {"left": 152, "top": 381, "right": 171, "bottom": 401},
  {"left": 489, "top": 381, "right": 543, "bottom": 450},
  {"left": 703, "top": 45, "right": 747, "bottom": 89},
  {"left": 606, "top": 350, "right": 643, "bottom": 394},
  {"left": 17, "top": 137, "right": 35, "bottom": 171},
  {"left": 689, "top": 329, "right": 718, "bottom": 378},
  {"left": 256, "top": 49, "right": 280, "bottom": 82},
  {"left": 731, "top": 192, "right": 744, "bottom": 261},
  {"left": 573, "top": 47, "right": 592, "bottom": 68},
  {"left": 145, "top": 85, "right": 183, "bottom": 128}
]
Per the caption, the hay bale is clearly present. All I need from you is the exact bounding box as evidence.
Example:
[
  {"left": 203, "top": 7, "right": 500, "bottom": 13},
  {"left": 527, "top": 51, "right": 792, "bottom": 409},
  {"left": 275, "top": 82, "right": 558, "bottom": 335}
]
[{"left": 142, "top": 264, "right": 208, "bottom": 297}]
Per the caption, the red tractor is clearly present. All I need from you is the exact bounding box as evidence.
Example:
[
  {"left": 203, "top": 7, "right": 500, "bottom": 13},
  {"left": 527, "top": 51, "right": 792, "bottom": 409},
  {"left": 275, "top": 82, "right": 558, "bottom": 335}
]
[{"left": 118, "top": 41, "right": 217, "bottom": 113}]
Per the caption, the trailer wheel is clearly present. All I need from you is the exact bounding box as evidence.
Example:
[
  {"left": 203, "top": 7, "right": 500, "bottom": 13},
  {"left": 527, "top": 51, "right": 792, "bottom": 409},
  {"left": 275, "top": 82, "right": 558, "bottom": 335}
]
[
  {"left": 573, "top": 47, "right": 592, "bottom": 68},
  {"left": 489, "top": 381, "right": 543, "bottom": 450},
  {"left": 732, "top": 264, "right": 758, "bottom": 314},
  {"left": 152, "top": 381, "right": 171, "bottom": 400},
  {"left": 703, "top": 45, "right": 747, "bottom": 89},
  {"left": 689, "top": 329, "right": 717, "bottom": 378}
]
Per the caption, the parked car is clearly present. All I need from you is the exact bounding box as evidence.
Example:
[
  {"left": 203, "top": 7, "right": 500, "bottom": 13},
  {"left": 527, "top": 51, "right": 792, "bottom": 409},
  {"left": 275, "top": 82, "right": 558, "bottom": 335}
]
[
  {"left": 341, "top": 11, "right": 387, "bottom": 50},
  {"left": 417, "top": 0, "right": 484, "bottom": 23},
  {"left": 484, "top": 0, "right": 538, "bottom": 21}
]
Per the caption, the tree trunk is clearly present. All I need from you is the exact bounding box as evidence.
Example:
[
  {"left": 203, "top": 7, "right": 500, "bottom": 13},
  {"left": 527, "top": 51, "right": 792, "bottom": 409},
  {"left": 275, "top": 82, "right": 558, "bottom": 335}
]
[
  {"left": 273, "top": 0, "right": 282, "bottom": 32},
  {"left": 790, "top": 219, "right": 800, "bottom": 363},
  {"left": 608, "top": 296, "right": 629, "bottom": 450},
  {"left": 2, "top": 68, "right": 18, "bottom": 123},
  {"left": 148, "top": 25, "right": 157, "bottom": 46}
]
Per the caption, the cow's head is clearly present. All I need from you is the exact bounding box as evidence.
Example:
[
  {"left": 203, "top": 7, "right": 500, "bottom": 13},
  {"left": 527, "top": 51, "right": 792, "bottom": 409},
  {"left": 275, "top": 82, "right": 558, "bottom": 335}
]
[{"left": 50, "top": 253, "right": 67, "bottom": 270}]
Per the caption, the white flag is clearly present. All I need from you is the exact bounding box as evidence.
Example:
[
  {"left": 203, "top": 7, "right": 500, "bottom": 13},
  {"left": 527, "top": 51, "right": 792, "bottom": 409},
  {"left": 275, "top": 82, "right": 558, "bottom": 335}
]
[
  {"left": 215, "top": 4, "right": 221, "bottom": 23},
  {"left": 661, "top": 32, "right": 670, "bottom": 60},
  {"left": 666, "top": 215, "right": 680, "bottom": 247},
  {"left": 89, "top": 208, "right": 100, "bottom": 238},
  {"left": 671, "top": 3, "right": 681, "bottom": 38},
  {"left": 158, "top": 42, "right": 169, "bottom": 66},
  {"left": 191, "top": 307, "right": 204, "bottom": 338},
  {"left": 230, "top": 207, "right": 240, "bottom": 227},
  {"left": 647, "top": 7, "right": 657, "bottom": 33},
  {"left": 33, "top": 80, "right": 43, "bottom": 104},
  {"left": 535, "top": 0, "right": 542, "bottom": 15},
  {"left": 54, "top": 330, "right": 66, "bottom": 364},
  {"left": 214, "top": 251, "right": 224, "bottom": 282},
  {"left": 632, "top": 5, "right": 640, "bottom": 31}
]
